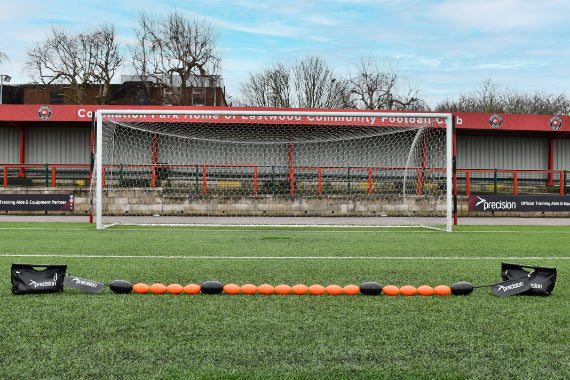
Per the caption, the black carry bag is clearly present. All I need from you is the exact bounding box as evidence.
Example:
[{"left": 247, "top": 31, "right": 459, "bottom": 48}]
[
  {"left": 11, "top": 263, "right": 67, "bottom": 295},
  {"left": 500, "top": 262, "right": 557, "bottom": 296}
]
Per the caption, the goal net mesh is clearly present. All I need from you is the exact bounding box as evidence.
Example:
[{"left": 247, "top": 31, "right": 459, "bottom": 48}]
[{"left": 91, "top": 110, "right": 451, "bottom": 229}]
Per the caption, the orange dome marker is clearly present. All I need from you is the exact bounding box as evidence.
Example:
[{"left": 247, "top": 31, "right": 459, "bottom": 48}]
[
  {"left": 166, "top": 283, "right": 184, "bottom": 294},
  {"left": 132, "top": 283, "right": 150, "bottom": 294},
  {"left": 417, "top": 285, "right": 434, "bottom": 296},
  {"left": 434, "top": 285, "right": 452, "bottom": 295},
  {"left": 325, "top": 284, "right": 343, "bottom": 295},
  {"left": 274, "top": 284, "right": 292, "bottom": 294},
  {"left": 223, "top": 283, "right": 241, "bottom": 294},
  {"left": 183, "top": 283, "right": 201, "bottom": 294},
  {"left": 291, "top": 284, "right": 309, "bottom": 295},
  {"left": 342, "top": 284, "right": 360, "bottom": 295},
  {"left": 149, "top": 283, "right": 167, "bottom": 294},
  {"left": 399, "top": 285, "right": 417, "bottom": 296},
  {"left": 308, "top": 284, "right": 326, "bottom": 295},
  {"left": 240, "top": 283, "right": 258, "bottom": 294},
  {"left": 382, "top": 285, "right": 400, "bottom": 296},
  {"left": 258, "top": 284, "right": 275, "bottom": 294}
]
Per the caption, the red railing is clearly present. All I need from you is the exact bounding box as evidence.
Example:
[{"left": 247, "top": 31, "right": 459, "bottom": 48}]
[
  {"left": 287, "top": 166, "right": 417, "bottom": 195},
  {"left": 2, "top": 164, "right": 90, "bottom": 187},
  {"left": 1, "top": 163, "right": 568, "bottom": 196},
  {"left": 458, "top": 169, "right": 567, "bottom": 196}
]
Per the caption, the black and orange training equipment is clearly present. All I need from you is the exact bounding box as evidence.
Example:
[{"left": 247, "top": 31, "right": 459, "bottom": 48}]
[{"left": 109, "top": 280, "right": 133, "bottom": 294}]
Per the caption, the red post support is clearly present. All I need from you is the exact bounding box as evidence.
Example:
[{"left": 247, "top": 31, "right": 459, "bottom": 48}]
[
  {"left": 417, "top": 169, "right": 422, "bottom": 195},
  {"left": 547, "top": 138, "right": 555, "bottom": 186},
  {"left": 151, "top": 133, "right": 158, "bottom": 187},
  {"left": 52, "top": 167, "right": 57, "bottom": 187},
  {"left": 368, "top": 169, "right": 373, "bottom": 195},
  {"left": 202, "top": 166, "right": 207, "bottom": 195},
  {"left": 253, "top": 166, "right": 258, "bottom": 195},
  {"left": 513, "top": 172, "right": 518, "bottom": 195},
  {"left": 18, "top": 125, "right": 26, "bottom": 178}
]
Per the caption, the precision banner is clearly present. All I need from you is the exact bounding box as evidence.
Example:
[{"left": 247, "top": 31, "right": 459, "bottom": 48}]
[
  {"left": 63, "top": 276, "right": 105, "bottom": 294},
  {"left": 468, "top": 195, "right": 570, "bottom": 212},
  {"left": 491, "top": 277, "right": 532, "bottom": 296}
]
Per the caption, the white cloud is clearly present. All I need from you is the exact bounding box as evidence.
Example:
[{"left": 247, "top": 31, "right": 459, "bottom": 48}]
[{"left": 432, "top": 0, "right": 570, "bottom": 32}]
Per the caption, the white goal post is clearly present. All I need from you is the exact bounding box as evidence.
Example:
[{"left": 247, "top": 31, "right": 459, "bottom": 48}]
[{"left": 92, "top": 109, "right": 454, "bottom": 230}]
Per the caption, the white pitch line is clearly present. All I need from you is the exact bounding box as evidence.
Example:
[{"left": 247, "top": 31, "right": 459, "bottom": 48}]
[
  {"left": 1, "top": 227, "right": 568, "bottom": 235},
  {"left": 1, "top": 254, "right": 568, "bottom": 260}
]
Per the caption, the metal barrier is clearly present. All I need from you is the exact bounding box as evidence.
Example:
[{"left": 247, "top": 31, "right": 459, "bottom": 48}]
[
  {"left": 2, "top": 164, "right": 91, "bottom": 187},
  {"left": 1, "top": 163, "right": 568, "bottom": 196},
  {"left": 457, "top": 169, "right": 567, "bottom": 196}
]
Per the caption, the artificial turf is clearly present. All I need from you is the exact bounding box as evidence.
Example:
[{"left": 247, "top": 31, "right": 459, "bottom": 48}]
[{"left": 1, "top": 223, "right": 568, "bottom": 379}]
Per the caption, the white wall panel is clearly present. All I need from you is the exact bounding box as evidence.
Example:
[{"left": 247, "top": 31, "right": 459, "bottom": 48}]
[
  {"left": 554, "top": 138, "right": 570, "bottom": 171},
  {"left": 26, "top": 126, "right": 90, "bottom": 164},
  {"left": 457, "top": 135, "right": 549, "bottom": 170},
  {"left": 5, "top": 124, "right": 570, "bottom": 172},
  {"left": 0, "top": 126, "right": 20, "bottom": 163}
]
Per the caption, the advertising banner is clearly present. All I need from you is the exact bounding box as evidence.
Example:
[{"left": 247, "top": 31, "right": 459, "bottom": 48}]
[
  {"left": 0, "top": 194, "right": 74, "bottom": 211},
  {"left": 468, "top": 195, "right": 570, "bottom": 212}
]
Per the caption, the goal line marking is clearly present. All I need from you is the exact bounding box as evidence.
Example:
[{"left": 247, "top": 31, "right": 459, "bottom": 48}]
[
  {"left": 0, "top": 226, "right": 568, "bottom": 234},
  {"left": 2, "top": 254, "right": 568, "bottom": 260}
]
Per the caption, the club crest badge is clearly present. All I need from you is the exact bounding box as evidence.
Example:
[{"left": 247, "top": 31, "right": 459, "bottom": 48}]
[
  {"left": 549, "top": 116, "right": 562, "bottom": 131},
  {"left": 488, "top": 114, "right": 502, "bottom": 128},
  {"left": 38, "top": 105, "right": 53, "bottom": 120}
]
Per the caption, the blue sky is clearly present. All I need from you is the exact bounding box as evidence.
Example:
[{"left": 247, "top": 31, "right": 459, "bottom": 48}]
[{"left": 1, "top": 0, "right": 569, "bottom": 108}]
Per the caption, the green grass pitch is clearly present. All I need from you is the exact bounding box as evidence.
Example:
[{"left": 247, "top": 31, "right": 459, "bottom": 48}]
[{"left": 1, "top": 223, "right": 569, "bottom": 379}]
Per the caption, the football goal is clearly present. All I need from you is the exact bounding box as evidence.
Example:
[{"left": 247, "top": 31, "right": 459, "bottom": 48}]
[{"left": 91, "top": 109, "right": 454, "bottom": 230}]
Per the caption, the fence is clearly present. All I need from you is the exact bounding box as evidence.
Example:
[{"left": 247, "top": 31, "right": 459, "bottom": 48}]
[
  {"left": 457, "top": 169, "right": 567, "bottom": 196},
  {"left": 1, "top": 163, "right": 568, "bottom": 196}
]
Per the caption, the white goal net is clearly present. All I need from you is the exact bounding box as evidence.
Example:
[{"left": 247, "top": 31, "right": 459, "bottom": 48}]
[{"left": 91, "top": 109, "right": 453, "bottom": 230}]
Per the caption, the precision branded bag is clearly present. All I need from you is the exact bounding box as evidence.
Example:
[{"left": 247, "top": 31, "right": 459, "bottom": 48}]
[
  {"left": 500, "top": 262, "right": 557, "bottom": 296},
  {"left": 11, "top": 263, "right": 67, "bottom": 295}
]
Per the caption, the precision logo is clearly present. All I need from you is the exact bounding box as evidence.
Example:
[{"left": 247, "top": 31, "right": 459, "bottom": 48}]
[
  {"left": 497, "top": 281, "right": 525, "bottom": 292},
  {"left": 70, "top": 277, "right": 99, "bottom": 288},
  {"left": 476, "top": 196, "right": 516, "bottom": 211},
  {"left": 28, "top": 273, "right": 58, "bottom": 289}
]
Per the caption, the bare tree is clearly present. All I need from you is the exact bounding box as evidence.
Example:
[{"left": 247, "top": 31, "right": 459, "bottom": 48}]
[
  {"left": 503, "top": 91, "right": 570, "bottom": 115},
  {"left": 239, "top": 56, "right": 345, "bottom": 108},
  {"left": 130, "top": 22, "right": 156, "bottom": 104},
  {"left": 239, "top": 56, "right": 426, "bottom": 110},
  {"left": 435, "top": 79, "right": 570, "bottom": 115},
  {"left": 266, "top": 63, "right": 292, "bottom": 107},
  {"left": 239, "top": 63, "right": 292, "bottom": 107},
  {"left": 0, "top": 50, "right": 7, "bottom": 64},
  {"left": 27, "top": 26, "right": 90, "bottom": 104},
  {"left": 90, "top": 25, "right": 122, "bottom": 104},
  {"left": 132, "top": 10, "right": 221, "bottom": 105},
  {"left": 348, "top": 57, "right": 427, "bottom": 111},
  {"left": 293, "top": 56, "right": 345, "bottom": 109},
  {"left": 26, "top": 25, "right": 122, "bottom": 104}
]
